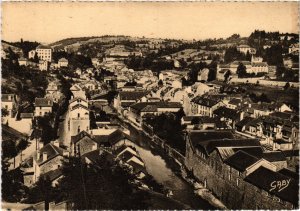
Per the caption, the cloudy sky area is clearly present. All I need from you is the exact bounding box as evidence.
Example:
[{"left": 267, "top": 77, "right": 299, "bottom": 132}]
[{"left": 2, "top": 2, "right": 299, "bottom": 44}]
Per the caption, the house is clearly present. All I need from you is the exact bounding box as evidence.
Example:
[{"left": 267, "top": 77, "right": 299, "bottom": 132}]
[
  {"left": 250, "top": 62, "right": 269, "bottom": 74},
  {"left": 70, "top": 131, "right": 98, "bottom": 156},
  {"left": 34, "top": 98, "right": 53, "bottom": 117},
  {"left": 113, "top": 91, "right": 149, "bottom": 114},
  {"left": 18, "top": 58, "right": 28, "bottom": 66},
  {"left": 2, "top": 94, "right": 17, "bottom": 117},
  {"left": 40, "top": 168, "right": 64, "bottom": 187},
  {"left": 213, "top": 106, "right": 244, "bottom": 129},
  {"left": 70, "top": 84, "right": 87, "bottom": 99},
  {"left": 288, "top": 43, "right": 299, "bottom": 55},
  {"left": 84, "top": 80, "right": 98, "bottom": 91},
  {"left": 58, "top": 58, "right": 68, "bottom": 67},
  {"left": 191, "top": 96, "right": 223, "bottom": 117},
  {"left": 128, "top": 101, "right": 182, "bottom": 127},
  {"left": 29, "top": 45, "right": 52, "bottom": 62},
  {"left": 237, "top": 45, "right": 256, "bottom": 54},
  {"left": 114, "top": 144, "right": 146, "bottom": 179},
  {"left": 39, "top": 60, "right": 49, "bottom": 71},
  {"left": 21, "top": 141, "right": 67, "bottom": 186}
]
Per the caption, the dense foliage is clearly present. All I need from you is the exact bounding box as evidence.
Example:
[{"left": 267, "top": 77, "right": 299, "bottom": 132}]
[{"left": 55, "top": 157, "right": 150, "bottom": 209}]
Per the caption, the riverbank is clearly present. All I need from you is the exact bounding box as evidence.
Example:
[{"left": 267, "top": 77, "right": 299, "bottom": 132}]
[{"left": 113, "top": 116, "right": 223, "bottom": 209}]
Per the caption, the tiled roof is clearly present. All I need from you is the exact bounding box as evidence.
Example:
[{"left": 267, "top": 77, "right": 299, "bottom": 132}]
[
  {"left": 70, "top": 103, "right": 89, "bottom": 111},
  {"left": 71, "top": 130, "right": 94, "bottom": 144},
  {"left": 191, "top": 96, "right": 219, "bottom": 107},
  {"left": 41, "top": 168, "right": 63, "bottom": 182},
  {"left": 130, "top": 101, "right": 182, "bottom": 113},
  {"left": 224, "top": 150, "right": 259, "bottom": 172},
  {"left": 278, "top": 168, "right": 299, "bottom": 181},
  {"left": 217, "top": 146, "right": 263, "bottom": 161},
  {"left": 189, "top": 130, "right": 234, "bottom": 147},
  {"left": 213, "top": 106, "right": 240, "bottom": 120},
  {"left": 244, "top": 166, "right": 298, "bottom": 205},
  {"left": 228, "top": 98, "right": 242, "bottom": 105},
  {"left": 33, "top": 143, "right": 64, "bottom": 166},
  {"left": 37, "top": 45, "right": 52, "bottom": 50},
  {"left": 82, "top": 149, "right": 114, "bottom": 165},
  {"left": 58, "top": 58, "right": 68, "bottom": 62},
  {"left": 93, "top": 129, "right": 125, "bottom": 146},
  {"left": 262, "top": 151, "right": 286, "bottom": 162},
  {"left": 236, "top": 117, "right": 255, "bottom": 129},
  {"left": 252, "top": 62, "right": 268, "bottom": 67},
  {"left": 119, "top": 91, "right": 149, "bottom": 101},
  {"left": 35, "top": 98, "right": 53, "bottom": 107},
  {"left": 20, "top": 113, "right": 34, "bottom": 119},
  {"left": 192, "top": 135, "right": 260, "bottom": 155}
]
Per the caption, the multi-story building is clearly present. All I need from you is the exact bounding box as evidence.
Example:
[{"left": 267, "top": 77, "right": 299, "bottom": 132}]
[
  {"left": 29, "top": 45, "right": 52, "bottom": 62},
  {"left": 34, "top": 98, "right": 53, "bottom": 117},
  {"left": 185, "top": 130, "right": 298, "bottom": 209},
  {"left": 1, "top": 94, "right": 17, "bottom": 117},
  {"left": 58, "top": 58, "right": 68, "bottom": 67},
  {"left": 191, "top": 96, "right": 223, "bottom": 117}
]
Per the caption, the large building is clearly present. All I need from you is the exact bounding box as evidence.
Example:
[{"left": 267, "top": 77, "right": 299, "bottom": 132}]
[
  {"left": 185, "top": 130, "right": 298, "bottom": 209},
  {"left": 28, "top": 45, "right": 52, "bottom": 62}
]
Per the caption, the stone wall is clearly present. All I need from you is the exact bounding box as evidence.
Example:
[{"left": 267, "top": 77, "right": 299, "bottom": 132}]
[{"left": 185, "top": 140, "right": 294, "bottom": 209}]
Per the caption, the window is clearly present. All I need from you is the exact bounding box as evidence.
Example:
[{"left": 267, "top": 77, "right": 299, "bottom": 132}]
[
  {"left": 78, "top": 113, "right": 80, "bottom": 118},
  {"left": 40, "top": 112, "right": 42, "bottom": 116}
]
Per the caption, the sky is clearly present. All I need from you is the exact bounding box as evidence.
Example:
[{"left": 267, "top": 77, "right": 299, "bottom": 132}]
[{"left": 2, "top": 2, "right": 299, "bottom": 44}]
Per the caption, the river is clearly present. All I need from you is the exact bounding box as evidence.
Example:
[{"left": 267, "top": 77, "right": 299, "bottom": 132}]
[{"left": 120, "top": 120, "right": 215, "bottom": 209}]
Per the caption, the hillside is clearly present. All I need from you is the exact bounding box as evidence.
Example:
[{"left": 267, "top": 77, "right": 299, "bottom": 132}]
[{"left": 1, "top": 41, "right": 23, "bottom": 56}]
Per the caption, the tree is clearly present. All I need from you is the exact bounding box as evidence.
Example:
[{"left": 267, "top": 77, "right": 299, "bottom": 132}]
[
  {"left": 1, "top": 108, "right": 9, "bottom": 117},
  {"left": 237, "top": 63, "right": 247, "bottom": 78},
  {"left": 1, "top": 159, "right": 27, "bottom": 202},
  {"left": 57, "top": 157, "right": 149, "bottom": 209},
  {"left": 33, "top": 52, "right": 39, "bottom": 63}
]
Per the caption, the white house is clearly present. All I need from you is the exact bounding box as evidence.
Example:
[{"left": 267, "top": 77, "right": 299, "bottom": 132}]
[
  {"left": 288, "top": 43, "right": 299, "bottom": 55},
  {"left": 2, "top": 94, "right": 17, "bottom": 117},
  {"left": 18, "top": 58, "right": 28, "bottom": 66},
  {"left": 237, "top": 45, "right": 256, "bottom": 54},
  {"left": 34, "top": 98, "right": 53, "bottom": 117},
  {"left": 58, "top": 58, "right": 68, "bottom": 67},
  {"left": 29, "top": 45, "right": 52, "bottom": 62}
]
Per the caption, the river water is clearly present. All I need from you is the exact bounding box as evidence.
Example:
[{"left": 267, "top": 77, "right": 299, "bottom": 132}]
[{"left": 124, "top": 122, "right": 215, "bottom": 209}]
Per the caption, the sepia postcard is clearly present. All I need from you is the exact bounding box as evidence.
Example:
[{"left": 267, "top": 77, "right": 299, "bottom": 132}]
[{"left": 1, "top": 1, "right": 299, "bottom": 210}]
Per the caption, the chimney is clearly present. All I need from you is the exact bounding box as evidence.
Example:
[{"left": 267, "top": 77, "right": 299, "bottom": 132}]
[
  {"left": 39, "top": 141, "right": 44, "bottom": 149},
  {"left": 99, "top": 148, "right": 103, "bottom": 155},
  {"left": 43, "top": 152, "right": 48, "bottom": 161},
  {"left": 240, "top": 111, "right": 244, "bottom": 121}
]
